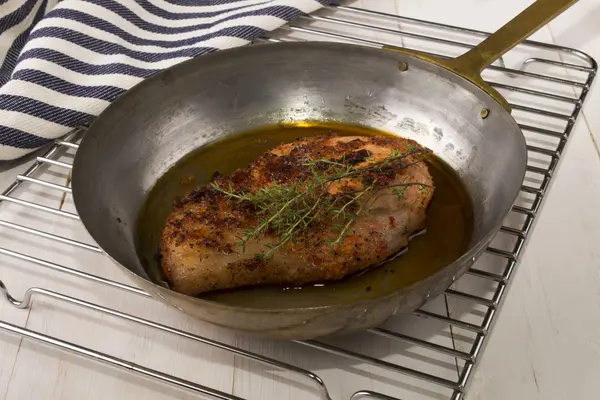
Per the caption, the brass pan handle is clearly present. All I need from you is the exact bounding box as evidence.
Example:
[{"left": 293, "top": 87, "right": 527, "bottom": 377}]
[{"left": 384, "top": 0, "right": 579, "bottom": 111}]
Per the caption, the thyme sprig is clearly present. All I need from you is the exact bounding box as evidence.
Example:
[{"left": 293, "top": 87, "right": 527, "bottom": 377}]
[{"left": 211, "top": 146, "right": 433, "bottom": 259}]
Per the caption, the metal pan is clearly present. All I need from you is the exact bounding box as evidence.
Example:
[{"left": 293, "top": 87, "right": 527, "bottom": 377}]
[{"left": 72, "top": 0, "right": 578, "bottom": 339}]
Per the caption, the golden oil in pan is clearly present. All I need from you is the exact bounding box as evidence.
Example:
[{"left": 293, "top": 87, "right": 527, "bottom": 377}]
[{"left": 135, "top": 123, "right": 474, "bottom": 309}]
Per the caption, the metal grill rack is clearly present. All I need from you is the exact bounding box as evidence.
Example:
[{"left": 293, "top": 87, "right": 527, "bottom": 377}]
[{"left": 0, "top": 4, "right": 596, "bottom": 400}]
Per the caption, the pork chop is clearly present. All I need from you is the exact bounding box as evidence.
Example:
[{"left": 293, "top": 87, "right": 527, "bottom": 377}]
[{"left": 159, "top": 134, "right": 435, "bottom": 296}]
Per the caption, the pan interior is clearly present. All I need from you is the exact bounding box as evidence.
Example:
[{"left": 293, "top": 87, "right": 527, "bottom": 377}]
[
  {"left": 71, "top": 42, "right": 527, "bottom": 311},
  {"left": 136, "top": 123, "right": 474, "bottom": 308}
]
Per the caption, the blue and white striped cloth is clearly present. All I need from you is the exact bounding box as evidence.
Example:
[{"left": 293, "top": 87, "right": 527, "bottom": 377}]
[{"left": 0, "top": 0, "right": 334, "bottom": 161}]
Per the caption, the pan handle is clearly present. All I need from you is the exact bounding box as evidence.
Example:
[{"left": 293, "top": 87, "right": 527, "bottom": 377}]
[{"left": 383, "top": 0, "right": 579, "bottom": 112}]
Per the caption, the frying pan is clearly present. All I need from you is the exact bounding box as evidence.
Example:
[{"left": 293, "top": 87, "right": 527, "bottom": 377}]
[{"left": 72, "top": 0, "right": 578, "bottom": 339}]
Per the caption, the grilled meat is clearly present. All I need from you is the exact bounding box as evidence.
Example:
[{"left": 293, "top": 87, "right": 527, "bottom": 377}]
[{"left": 160, "top": 135, "right": 434, "bottom": 296}]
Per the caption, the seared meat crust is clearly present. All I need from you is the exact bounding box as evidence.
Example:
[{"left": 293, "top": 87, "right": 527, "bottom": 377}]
[{"left": 160, "top": 135, "right": 434, "bottom": 296}]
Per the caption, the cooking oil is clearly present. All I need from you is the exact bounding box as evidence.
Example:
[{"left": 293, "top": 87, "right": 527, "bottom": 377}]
[{"left": 136, "top": 123, "right": 474, "bottom": 308}]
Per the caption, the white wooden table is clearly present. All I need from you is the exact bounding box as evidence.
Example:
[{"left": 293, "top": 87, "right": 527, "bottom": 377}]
[{"left": 1, "top": 1, "right": 600, "bottom": 399}]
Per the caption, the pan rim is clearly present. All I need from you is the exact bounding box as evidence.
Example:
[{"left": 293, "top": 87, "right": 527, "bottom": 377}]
[{"left": 72, "top": 40, "right": 527, "bottom": 313}]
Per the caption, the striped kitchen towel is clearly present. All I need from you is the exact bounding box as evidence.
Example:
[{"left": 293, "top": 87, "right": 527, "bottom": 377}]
[{"left": 0, "top": 0, "right": 335, "bottom": 161}]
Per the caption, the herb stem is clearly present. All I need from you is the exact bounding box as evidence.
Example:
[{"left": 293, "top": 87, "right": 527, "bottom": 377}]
[
  {"left": 263, "top": 194, "right": 324, "bottom": 258},
  {"left": 211, "top": 145, "right": 432, "bottom": 258}
]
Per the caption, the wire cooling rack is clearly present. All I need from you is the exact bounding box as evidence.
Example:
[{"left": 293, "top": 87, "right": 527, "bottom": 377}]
[{"left": 0, "top": 4, "right": 597, "bottom": 400}]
